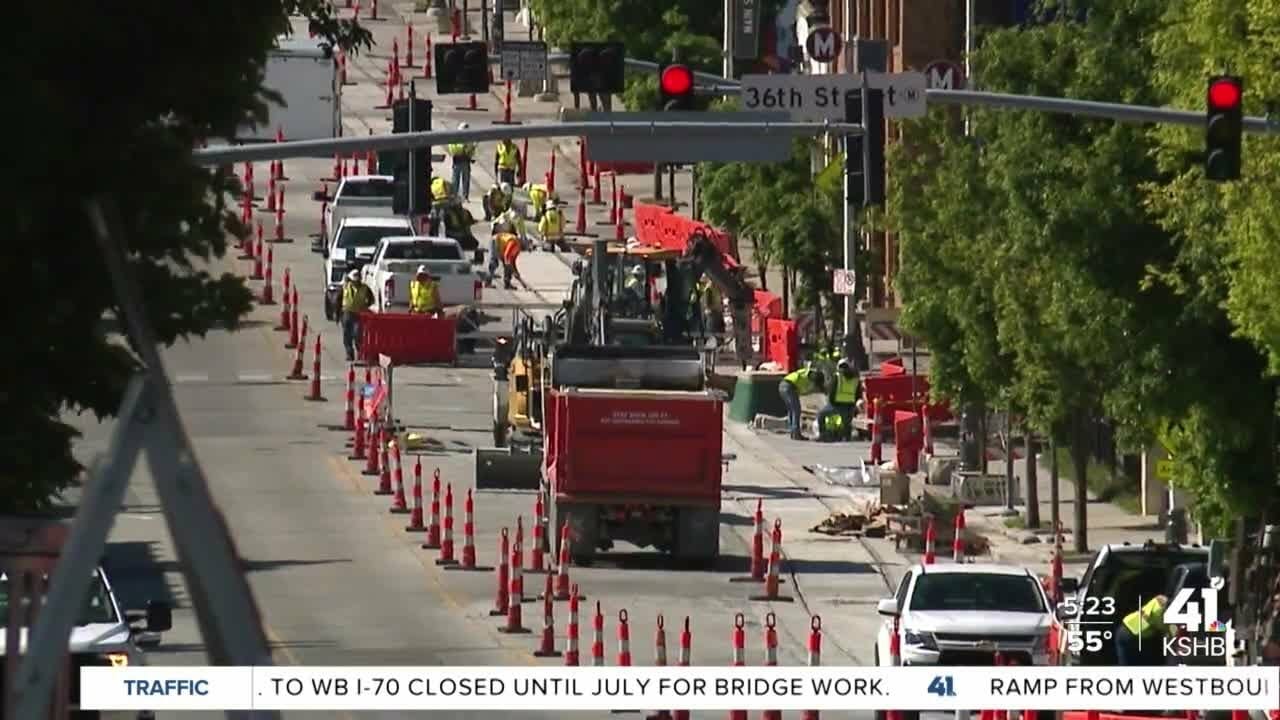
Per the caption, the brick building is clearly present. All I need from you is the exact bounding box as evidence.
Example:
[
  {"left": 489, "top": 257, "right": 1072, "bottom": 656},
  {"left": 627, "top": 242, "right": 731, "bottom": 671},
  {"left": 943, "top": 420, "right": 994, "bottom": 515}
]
[{"left": 809, "top": 0, "right": 1032, "bottom": 309}]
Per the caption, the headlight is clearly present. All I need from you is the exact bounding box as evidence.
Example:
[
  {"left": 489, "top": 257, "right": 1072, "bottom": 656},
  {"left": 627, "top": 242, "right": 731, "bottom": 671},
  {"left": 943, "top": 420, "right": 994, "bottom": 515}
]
[
  {"left": 902, "top": 630, "right": 938, "bottom": 651},
  {"left": 106, "top": 652, "right": 129, "bottom": 667}
]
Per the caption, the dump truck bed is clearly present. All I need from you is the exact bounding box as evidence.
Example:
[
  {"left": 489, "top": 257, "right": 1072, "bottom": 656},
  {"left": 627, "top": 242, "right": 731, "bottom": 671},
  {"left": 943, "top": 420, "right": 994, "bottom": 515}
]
[{"left": 544, "top": 386, "right": 723, "bottom": 504}]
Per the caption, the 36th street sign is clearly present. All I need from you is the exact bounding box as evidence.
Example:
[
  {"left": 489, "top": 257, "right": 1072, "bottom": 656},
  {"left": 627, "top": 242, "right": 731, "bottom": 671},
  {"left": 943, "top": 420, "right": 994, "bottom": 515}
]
[{"left": 740, "top": 72, "right": 928, "bottom": 121}]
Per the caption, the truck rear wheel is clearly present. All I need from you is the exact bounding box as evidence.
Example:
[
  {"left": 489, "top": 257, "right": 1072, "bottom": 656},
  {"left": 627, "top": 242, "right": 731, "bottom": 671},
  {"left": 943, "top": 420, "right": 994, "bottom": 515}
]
[
  {"left": 674, "top": 507, "right": 720, "bottom": 569},
  {"left": 554, "top": 499, "right": 599, "bottom": 567}
]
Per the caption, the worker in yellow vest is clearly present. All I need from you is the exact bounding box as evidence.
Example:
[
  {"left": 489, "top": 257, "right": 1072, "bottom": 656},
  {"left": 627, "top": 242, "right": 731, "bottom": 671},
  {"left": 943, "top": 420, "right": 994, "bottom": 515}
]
[
  {"left": 688, "top": 276, "right": 723, "bottom": 336},
  {"left": 483, "top": 182, "right": 511, "bottom": 221},
  {"left": 408, "top": 266, "right": 442, "bottom": 316},
  {"left": 1116, "top": 595, "right": 1176, "bottom": 665},
  {"left": 538, "top": 201, "right": 567, "bottom": 251},
  {"left": 494, "top": 139, "right": 520, "bottom": 185},
  {"left": 447, "top": 124, "right": 476, "bottom": 200},
  {"left": 817, "top": 359, "right": 860, "bottom": 441},
  {"left": 778, "top": 366, "right": 826, "bottom": 441},
  {"left": 340, "top": 270, "right": 375, "bottom": 362},
  {"left": 522, "top": 182, "right": 549, "bottom": 220}
]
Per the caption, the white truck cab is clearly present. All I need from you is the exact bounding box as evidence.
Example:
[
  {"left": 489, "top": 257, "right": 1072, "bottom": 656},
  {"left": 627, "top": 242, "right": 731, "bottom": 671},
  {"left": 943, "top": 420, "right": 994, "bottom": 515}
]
[
  {"left": 361, "top": 236, "right": 483, "bottom": 312},
  {"left": 323, "top": 216, "right": 415, "bottom": 320},
  {"left": 315, "top": 175, "right": 397, "bottom": 250}
]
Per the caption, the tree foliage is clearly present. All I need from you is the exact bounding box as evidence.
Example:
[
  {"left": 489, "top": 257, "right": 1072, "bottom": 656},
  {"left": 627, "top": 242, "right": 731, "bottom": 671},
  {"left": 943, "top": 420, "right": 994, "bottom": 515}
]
[
  {"left": 884, "top": 0, "right": 1280, "bottom": 534},
  {"left": 0, "top": 2, "right": 371, "bottom": 513}
]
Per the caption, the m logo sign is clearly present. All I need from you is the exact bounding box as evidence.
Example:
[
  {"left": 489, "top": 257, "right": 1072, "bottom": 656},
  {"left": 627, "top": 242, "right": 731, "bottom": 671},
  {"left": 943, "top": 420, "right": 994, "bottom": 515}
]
[
  {"left": 924, "top": 60, "right": 965, "bottom": 90},
  {"left": 805, "top": 26, "right": 842, "bottom": 64}
]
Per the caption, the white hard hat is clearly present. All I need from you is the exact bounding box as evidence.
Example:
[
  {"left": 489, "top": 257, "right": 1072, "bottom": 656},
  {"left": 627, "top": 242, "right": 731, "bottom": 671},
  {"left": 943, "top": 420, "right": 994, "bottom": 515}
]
[
  {"left": 630, "top": 265, "right": 645, "bottom": 276},
  {"left": 416, "top": 264, "right": 428, "bottom": 274},
  {"left": 347, "top": 269, "right": 359, "bottom": 280},
  {"left": 500, "top": 182, "right": 512, "bottom": 193},
  {"left": 459, "top": 122, "right": 469, "bottom": 130}
]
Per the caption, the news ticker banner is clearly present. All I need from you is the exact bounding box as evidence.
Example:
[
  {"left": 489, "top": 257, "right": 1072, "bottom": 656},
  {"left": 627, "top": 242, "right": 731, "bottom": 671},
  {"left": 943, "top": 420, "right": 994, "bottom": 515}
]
[{"left": 81, "top": 666, "right": 1280, "bottom": 712}]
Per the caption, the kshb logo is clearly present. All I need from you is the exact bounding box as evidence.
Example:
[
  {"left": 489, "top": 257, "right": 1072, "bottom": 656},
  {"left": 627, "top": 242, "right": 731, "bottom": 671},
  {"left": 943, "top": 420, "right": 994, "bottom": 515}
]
[{"left": 1161, "top": 578, "right": 1235, "bottom": 659}]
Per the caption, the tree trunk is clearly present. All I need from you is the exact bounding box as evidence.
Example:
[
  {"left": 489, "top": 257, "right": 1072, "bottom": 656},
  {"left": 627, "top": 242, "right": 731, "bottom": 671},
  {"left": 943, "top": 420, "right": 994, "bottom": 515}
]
[
  {"left": 1025, "top": 420, "right": 1040, "bottom": 529},
  {"left": 1004, "top": 411, "right": 1016, "bottom": 511},
  {"left": 1071, "top": 409, "right": 1089, "bottom": 553},
  {"left": 1049, "top": 433, "right": 1060, "bottom": 534}
]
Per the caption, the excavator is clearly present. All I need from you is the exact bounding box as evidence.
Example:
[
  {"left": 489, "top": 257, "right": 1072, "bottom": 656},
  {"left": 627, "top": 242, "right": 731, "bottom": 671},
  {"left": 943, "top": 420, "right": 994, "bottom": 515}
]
[{"left": 473, "top": 236, "right": 748, "bottom": 564}]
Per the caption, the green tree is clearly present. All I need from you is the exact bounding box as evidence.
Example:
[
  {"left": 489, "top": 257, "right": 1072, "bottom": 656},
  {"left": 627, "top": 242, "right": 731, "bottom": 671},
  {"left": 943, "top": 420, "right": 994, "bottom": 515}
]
[{"left": 0, "top": 1, "right": 371, "bottom": 513}]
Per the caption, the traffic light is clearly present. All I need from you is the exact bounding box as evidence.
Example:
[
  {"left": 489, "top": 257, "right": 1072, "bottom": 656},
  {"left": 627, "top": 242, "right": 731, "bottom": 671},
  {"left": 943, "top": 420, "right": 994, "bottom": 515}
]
[
  {"left": 569, "top": 42, "right": 625, "bottom": 95},
  {"left": 1205, "top": 75, "right": 1243, "bottom": 181},
  {"left": 845, "top": 88, "right": 885, "bottom": 207},
  {"left": 435, "top": 41, "right": 490, "bottom": 95},
  {"left": 658, "top": 63, "right": 695, "bottom": 110},
  {"left": 387, "top": 98, "right": 432, "bottom": 215}
]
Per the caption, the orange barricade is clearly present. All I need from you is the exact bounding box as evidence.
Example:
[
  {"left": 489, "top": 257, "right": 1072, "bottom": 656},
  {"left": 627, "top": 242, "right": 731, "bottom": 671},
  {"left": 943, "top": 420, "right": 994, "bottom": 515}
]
[
  {"left": 765, "top": 318, "right": 799, "bottom": 373},
  {"left": 358, "top": 312, "right": 458, "bottom": 365},
  {"left": 631, "top": 202, "right": 739, "bottom": 264}
]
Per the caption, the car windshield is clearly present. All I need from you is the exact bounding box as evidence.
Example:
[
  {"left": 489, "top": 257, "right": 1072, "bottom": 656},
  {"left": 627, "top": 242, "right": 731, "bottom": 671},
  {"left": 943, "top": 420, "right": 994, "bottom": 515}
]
[
  {"left": 910, "top": 572, "right": 1045, "bottom": 613},
  {"left": 336, "top": 226, "right": 409, "bottom": 249},
  {"left": 384, "top": 243, "right": 462, "bottom": 260},
  {"left": 0, "top": 570, "right": 118, "bottom": 625},
  {"left": 341, "top": 180, "right": 394, "bottom": 198},
  {"left": 1089, "top": 550, "right": 1207, "bottom": 618}
]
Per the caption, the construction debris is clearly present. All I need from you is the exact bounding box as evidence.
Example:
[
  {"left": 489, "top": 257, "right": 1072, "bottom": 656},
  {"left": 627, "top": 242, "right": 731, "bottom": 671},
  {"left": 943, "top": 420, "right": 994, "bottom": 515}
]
[{"left": 883, "top": 492, "right": 992, "bottom": 556}]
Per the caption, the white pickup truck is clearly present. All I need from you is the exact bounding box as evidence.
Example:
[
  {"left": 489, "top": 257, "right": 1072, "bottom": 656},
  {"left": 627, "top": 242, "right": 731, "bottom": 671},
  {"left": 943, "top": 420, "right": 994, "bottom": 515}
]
[
  {"left": 323, "top": 216, "right": 416, "bottom": 320},
  {"left": 0, "top": 564, "right": 172, "bottom": 719},
  {"left": 361, "top": 236, "right": 483, "bottom": 312},
  {"left": 313, "top": 175, "right": 397, "bottom": 251}
]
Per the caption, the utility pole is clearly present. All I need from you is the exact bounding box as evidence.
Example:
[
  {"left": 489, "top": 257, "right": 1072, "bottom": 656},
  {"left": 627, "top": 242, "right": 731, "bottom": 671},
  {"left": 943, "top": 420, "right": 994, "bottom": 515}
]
[
  {"left": 1050, "top": 435, "right": 1060, "bottom": 534},
  {"left": 1025, "top": 419, "right": 1041, "bottom": 528},
  {"left": 964, "top": 0, "right": 974, "bottom": 136},
  {"left": 408, "top": 81, "right": 419, "bottom": 225},
  {"left": 723, "top": 0, "right": 735, "bottom": 80}
]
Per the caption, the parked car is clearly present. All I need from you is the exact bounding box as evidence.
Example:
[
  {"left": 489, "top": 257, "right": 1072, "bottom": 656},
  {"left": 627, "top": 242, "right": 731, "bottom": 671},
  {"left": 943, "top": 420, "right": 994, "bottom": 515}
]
[
  {"left": 323, "top": 216, "right": 415, "bottom": 320},
  {"left": 314, "top": 175, "right": 396, "bottom": 251}
]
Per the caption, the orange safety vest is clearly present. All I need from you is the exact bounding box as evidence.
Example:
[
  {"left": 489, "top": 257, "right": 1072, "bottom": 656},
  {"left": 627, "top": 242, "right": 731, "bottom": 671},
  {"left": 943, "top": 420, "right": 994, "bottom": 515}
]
[{"left": 501, "top": 236, "right": 521, "bottom": 265}]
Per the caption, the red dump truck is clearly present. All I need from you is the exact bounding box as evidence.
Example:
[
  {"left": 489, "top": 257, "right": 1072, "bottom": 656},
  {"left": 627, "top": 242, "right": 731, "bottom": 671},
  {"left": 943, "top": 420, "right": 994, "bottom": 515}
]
[{"left": 475, "top": 343, "right": 724, "bottom": 567}]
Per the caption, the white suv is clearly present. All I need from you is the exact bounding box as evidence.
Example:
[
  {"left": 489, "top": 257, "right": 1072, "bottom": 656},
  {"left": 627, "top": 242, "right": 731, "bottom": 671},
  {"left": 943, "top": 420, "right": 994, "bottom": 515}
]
[{"left": 875, "top": 562, "right": 1055, "bottom": 667}]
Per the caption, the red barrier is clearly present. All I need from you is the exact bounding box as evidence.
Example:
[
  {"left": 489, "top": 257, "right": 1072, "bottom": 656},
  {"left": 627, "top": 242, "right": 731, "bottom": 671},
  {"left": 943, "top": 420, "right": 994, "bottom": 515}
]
[
  {"left": 358, "top": 312, "right": 458, "bottom": 365},
  {"left": 893, "top": 410, "right": 923, "bottom": 473},
  {"left": 765, "top": 318, "right": 799, "bottom": 373}
]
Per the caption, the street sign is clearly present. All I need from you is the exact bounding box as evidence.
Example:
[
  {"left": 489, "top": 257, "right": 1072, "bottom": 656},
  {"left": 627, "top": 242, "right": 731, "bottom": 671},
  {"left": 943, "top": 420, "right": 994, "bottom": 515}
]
[
  {"left": 740, "top": 71, "right": 928, "bottom": 121},
  {"left": 924, "top": 60, "right": 965, "bottom": 90},
  {"left": 567, "top": 111, "right": 792, "bottom": 163},
  {"left": 500, "top": 41, "right": 547, "bottom": 82},
  {"left": 832, "top": 269, "right": 856, "bottom": 296},
  {"left": 1156, "top": 459, "right": 1175, "bottom": 481},
  {"left": 805, "top": 26, "right": 842, "bottom": 63},
  {"left": 733, "top": 0, "right": 763, "bottom": 60}
]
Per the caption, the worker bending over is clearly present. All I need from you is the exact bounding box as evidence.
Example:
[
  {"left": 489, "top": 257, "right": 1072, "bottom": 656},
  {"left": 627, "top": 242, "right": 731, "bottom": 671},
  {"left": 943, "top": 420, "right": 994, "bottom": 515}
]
[
  {"left": 430, "top": 176, "right": 453, "bottom": 203},
  {"left": 408, "top": 266, "right": 442, "bottom": 316},
  {"left": 447, "top": 124, "right": 476, "bottom": 200},
  {"left": 816, "top": 359, "right": 860, "bottom": 442},
  {"left": 778, "top": 365, "right": 826, "bottom": 441},
  {"left": 340, "top": 270, "right": 375, "bottom": 362},
  {"left": 524, "top": 182, "right": 549, "bottom": 220},
  {"left": 538, "top": 200, "right": 567, "bottom": 251},
  {"left": 498, "top": 230, "right": 523, "bottom": 290},
  {"left": 494, "top": 139, "right": 520, "bottom": 185},
  {"left": 1116, "top": 595, "right": 1176, "bottom": 665},
  {"left": 483, "top": 182, "right": 512, "bottom": 221}
]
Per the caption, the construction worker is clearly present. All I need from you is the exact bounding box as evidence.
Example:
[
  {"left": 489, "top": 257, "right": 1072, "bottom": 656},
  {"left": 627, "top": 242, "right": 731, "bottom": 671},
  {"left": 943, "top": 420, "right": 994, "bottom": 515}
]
[
  {"left": 1116, "top": 594, "right": 1176, "bottom": 665},
  {"left": 498, "top": 230, "right": 523, "bottom": 289},
  {"left": 340, "top": 269, "right": 375, "bottom": 362},
  {"left": 483, "top": 182, "right": 511, "bottom": 221},
  {"left": 447, "top": 124, "right": 476, "bottom": 200},
  {"left": 689, "top": 276, "right": 723, "bottom": 336},
  {"left": 408, "top": 265, "right": 442, "bottom": 316},
  {"left": 430, "top": 176, "right": 453, "bottom": 203},
  {"left": 816, "top": 359, "right": 860, "bottom": 442},
  {"left": 494, "top": 139, "right": 520, "bottom": 186},
  {"left": 778, "top": 365, "right": 826, "bottom": 441},
  {"left": 538, "top": 200, "right": 567, "bottom": 251},
  {"left": 521, "top": 181, "right": 548, "bottom": 220}
]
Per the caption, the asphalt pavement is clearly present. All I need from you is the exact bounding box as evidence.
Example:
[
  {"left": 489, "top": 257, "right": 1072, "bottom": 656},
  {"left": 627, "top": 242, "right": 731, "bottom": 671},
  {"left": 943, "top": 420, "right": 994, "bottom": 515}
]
[{"left": 60, "top": 5, "right": 903, "bottom": 719}]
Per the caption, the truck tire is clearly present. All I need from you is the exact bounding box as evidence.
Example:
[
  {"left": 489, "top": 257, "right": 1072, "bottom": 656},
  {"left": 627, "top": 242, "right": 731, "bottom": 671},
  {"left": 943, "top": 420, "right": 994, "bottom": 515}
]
[
  {"left": 492, "top": 390, "right": 509, "bottom": 447},
  {"left": 674, "top": 507, "right": 720, "bottom": 569},
  {"left": 554, "top": 499, "right": 598, "bottom": 567}
]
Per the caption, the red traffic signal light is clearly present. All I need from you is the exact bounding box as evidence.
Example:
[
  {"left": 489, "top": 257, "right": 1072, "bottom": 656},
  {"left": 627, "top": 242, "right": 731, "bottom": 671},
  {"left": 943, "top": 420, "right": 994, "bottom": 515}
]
[
  {"left": 660, "top": 65, "right": 694, "bottom": 96},
  {"left": 1208, "top": 78, "right": 1242, "bottom": 110}
]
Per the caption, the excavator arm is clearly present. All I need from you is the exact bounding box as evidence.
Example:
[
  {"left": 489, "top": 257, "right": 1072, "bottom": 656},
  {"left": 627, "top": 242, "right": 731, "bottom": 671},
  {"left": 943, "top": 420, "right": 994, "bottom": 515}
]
[{"left": 682, "top": 233, "right": 756, "bottom": 367}]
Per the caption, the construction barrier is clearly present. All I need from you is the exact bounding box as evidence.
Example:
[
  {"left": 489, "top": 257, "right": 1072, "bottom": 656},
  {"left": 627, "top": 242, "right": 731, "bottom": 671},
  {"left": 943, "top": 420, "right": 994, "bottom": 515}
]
[
  {"left": 765, "top": 318, "right": 800, "bottom": 373},
  {"left": 358, "top": 311, "right": 458, "bottom": 365}
]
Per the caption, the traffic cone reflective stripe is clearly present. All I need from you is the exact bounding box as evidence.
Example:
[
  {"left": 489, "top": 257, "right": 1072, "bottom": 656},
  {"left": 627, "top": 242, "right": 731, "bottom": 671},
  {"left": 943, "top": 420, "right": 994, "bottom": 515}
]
[
  {"left": 924, "top": 514, "right": 937, "bottom": 565},
  {"left": 531, "top": 492, "right": 546, "bottom": 572},
  {"left": 616, "top": 609, "right": 631, "bottom": 666},
  {"left": 553, "top": 522, "right": 571, "bottom": 600},
  {"left": 343, "top": 364, "right": 356, "bottom": 430},
  {"left": 288, "top": 318, "right": 308, "bottom": 380},
  {"left": 390, "top": 442, "right": 408, "bottom": 511},
  {"left": 497, "top": 544, "right": 529, "bottom": 634},
  {"left": 435, "top": 483, "right": 457, "bottom": 565},
  {"left": 306, "top": 333, "right": 323, "bottom": 400},
  {"left": 350, "top": 414, "right": 366, "bottom": 460},
  {"left": 591, "top": 602, "right": 606, "bottom": 666},
  {"left": 953, "top": 511, "right": 966, "bottom": 562},
  {"left": 671, "top": 617, "right": 692, "bottom": 720},
  {"left": 405, "top": 459, "right": 425, "bottom": 530},
  {"left": 533, "top": 573, "right": 560, "bottom": 656},
  {"left": 730, "top": 613, "right": 747, "bottom": 720},
  {"left": 489, "top": 528, "right": 510, "bottom": 616},
  {"left": 564, "top": 585, "right": 581, "bottom": 666},
  {"left": 654, "top": 615, "right": 667, "bottom": 666},
  {"left": 277, "top": 269, "right": 292, "bottom": 330},
  {"left": 762, "top": 613, "right": 781, "bottom": 720},
  {"left": 803, "top": 616, "right": 822, "bottom": 720},
  {"left": 460, "top": 489, "right": 476, "bottom": 568},
  {"left": 750, "top": 519, "right": 793, "bottom": 602},
  {"left": 423, "top": 469, "right": 442, "bottom": 548}
]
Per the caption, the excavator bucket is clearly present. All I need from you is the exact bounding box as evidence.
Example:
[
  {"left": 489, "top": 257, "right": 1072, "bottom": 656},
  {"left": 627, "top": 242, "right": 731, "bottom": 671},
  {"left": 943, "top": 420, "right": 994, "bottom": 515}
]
[{"left": 473, "top": 447, "right": 543, "bottom": 491}]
